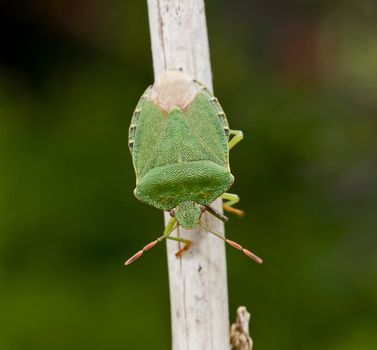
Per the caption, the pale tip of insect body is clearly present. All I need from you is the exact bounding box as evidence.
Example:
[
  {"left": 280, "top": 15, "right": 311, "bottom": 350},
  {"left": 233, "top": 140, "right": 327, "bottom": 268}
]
[{"left": 151, "top": 70, "right": 197, "bottom": 112}]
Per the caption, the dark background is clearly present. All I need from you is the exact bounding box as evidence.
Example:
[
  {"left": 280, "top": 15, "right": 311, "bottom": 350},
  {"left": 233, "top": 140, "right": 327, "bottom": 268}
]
[{"left": 1, "top": 1, "right": 376, "bottom": 349}]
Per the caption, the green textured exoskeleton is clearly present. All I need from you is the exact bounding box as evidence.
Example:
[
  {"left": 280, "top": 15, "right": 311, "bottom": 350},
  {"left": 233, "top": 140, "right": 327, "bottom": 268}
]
[{"left": 125, "top": 71, "right": 262, "bottom": 265}]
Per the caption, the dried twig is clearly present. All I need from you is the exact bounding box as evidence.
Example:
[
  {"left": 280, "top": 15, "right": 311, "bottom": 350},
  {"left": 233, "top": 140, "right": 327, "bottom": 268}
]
[
  {"left": 147, "top": 0, "right": 229, "bottom": 349},
  {"left": 230, "top": 306, "right": 253, "bottom": 350}
]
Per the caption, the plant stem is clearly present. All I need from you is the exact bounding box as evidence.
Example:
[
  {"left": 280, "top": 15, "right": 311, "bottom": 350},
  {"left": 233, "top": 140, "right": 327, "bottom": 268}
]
[{"left": 147, "top": 1, "right": 230, "bottom": 349}]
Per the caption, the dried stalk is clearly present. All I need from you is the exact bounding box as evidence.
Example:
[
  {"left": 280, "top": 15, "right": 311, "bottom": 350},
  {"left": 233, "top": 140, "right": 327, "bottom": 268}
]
[{"left": 147, "top": 0, "right": 229, "bottom": 349}]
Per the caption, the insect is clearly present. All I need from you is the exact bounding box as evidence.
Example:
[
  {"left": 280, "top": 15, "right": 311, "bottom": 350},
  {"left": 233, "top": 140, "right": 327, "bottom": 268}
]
[{"left": 125, "top": 70, "right": 262, "bottom": 265}]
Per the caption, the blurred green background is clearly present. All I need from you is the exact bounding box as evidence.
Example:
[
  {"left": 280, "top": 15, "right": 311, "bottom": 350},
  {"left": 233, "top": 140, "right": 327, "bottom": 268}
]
[{"left": 1, "top": 1, "right": 376, "bottom": 349}]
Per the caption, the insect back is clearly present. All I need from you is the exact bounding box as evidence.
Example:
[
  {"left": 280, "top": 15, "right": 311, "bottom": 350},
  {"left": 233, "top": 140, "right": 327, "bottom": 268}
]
[{"left": 125, "top": 70, "right": 262, "bottom": 265}]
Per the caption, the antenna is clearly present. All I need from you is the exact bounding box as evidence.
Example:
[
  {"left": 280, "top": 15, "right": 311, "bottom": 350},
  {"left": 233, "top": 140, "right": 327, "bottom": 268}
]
[{"left": 199, "top": 223, "right": 263, "bottom": 264}]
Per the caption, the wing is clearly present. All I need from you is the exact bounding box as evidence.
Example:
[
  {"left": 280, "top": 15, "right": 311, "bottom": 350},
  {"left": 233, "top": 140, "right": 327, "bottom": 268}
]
[
  {"left": 183, "top": 83, "right": 230, "bottom": 169},
  {"left": 129, "top": 87, "right": 167, "bottom": 183}
]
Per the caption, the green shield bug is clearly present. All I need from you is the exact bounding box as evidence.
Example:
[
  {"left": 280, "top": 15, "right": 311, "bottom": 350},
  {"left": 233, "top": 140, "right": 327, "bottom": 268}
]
[{"left": 125, "top": 71, "right": 262, "bottom": 265}]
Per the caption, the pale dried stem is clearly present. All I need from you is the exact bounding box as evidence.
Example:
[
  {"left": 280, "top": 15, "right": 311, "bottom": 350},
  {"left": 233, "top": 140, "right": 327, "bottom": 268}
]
[
  {"left": 147, "top": 0, "right": 230, "bottom": 349},
  {"left": 230, "top": 306, "right": 253, "bottom": 350}
]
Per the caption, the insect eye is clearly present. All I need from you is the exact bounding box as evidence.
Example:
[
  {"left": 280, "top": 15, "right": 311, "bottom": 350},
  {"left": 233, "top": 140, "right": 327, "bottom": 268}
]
[{"left": 170, "top": 209, "right": 176, "bottom": 217}]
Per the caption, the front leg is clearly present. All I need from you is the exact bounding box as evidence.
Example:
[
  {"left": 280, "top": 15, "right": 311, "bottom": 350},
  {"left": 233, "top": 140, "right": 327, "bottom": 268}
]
[
  {"left": 222, "top": 193, "right": 245, "bottom": 217},
  {"left": 228, "top": 130, "right": 244, "bottom": 150}
]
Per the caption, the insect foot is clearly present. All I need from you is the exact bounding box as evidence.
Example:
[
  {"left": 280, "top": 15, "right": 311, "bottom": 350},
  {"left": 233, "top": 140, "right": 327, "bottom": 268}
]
[
  {"left": 223, "top": 205, "right": 245, "bottom": 217},
  {"left": 175, "top": 239, "right": 192, "bottom": 257}
]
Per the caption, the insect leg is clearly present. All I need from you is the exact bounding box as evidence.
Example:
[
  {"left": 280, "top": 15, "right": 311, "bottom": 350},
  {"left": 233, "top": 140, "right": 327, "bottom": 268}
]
[
  {"left": 199, "top": 223, "right": 262, "bottom": 264},
  {"left": 167, "top": 236, "right": 192, "bottom": 257},
  {"left": 222, "top": 193, "right": 245, "bottom": 217},
  {"left": 124, "top": 217, "right": 177, "bottom": 265},
  {"left": 228, "top": 129, "right": 244, "bottom": 150}
]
